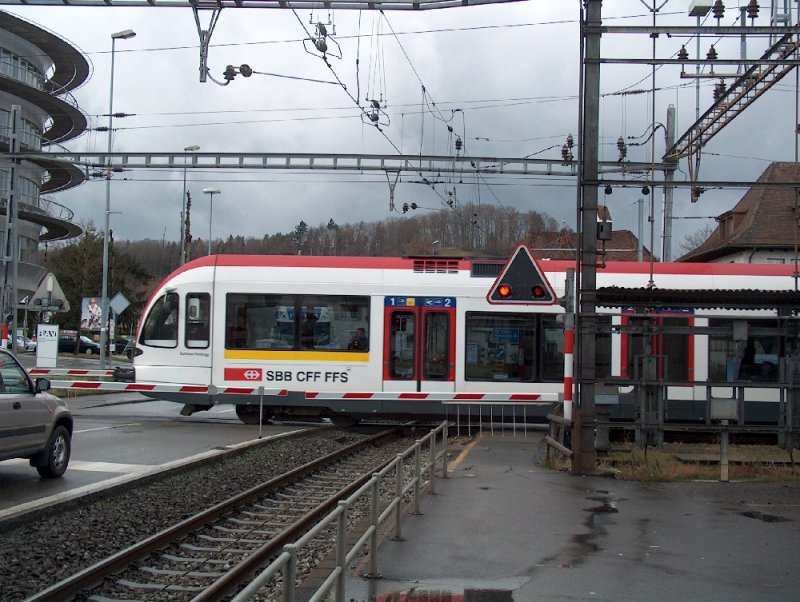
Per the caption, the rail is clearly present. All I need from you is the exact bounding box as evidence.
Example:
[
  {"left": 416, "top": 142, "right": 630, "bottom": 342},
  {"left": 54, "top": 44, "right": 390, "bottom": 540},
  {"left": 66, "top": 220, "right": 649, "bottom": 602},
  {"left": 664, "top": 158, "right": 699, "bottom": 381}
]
[{"left": 231, "top": 421, "right": 449, "bottom": 602}]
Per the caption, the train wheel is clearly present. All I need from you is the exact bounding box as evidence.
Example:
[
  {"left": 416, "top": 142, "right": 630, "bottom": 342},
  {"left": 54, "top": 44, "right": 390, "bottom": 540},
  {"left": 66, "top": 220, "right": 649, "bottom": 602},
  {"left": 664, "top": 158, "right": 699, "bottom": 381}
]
[{"left": 235, "top": 405, "right": 272, "bottom": 425}]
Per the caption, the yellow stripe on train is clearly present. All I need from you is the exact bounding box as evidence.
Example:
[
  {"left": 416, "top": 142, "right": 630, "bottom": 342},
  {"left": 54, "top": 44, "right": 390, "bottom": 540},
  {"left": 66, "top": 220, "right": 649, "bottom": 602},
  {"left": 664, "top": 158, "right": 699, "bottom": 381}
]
[{"left": 224, "top": 350, "right": 370, "bottom": 362}]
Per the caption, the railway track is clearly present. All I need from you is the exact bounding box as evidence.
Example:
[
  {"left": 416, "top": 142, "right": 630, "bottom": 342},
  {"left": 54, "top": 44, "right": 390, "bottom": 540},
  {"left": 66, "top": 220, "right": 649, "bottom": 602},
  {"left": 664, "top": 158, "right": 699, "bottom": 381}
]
[{"left": 29, "top": 428, "right": 413, "bottom": 602}]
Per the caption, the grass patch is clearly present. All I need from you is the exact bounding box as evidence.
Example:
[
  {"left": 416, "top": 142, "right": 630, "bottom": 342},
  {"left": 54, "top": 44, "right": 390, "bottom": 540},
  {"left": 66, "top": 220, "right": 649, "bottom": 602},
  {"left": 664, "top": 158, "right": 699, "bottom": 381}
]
[{"left": 597, "top": 442, "right": 800, "bottom": 481}]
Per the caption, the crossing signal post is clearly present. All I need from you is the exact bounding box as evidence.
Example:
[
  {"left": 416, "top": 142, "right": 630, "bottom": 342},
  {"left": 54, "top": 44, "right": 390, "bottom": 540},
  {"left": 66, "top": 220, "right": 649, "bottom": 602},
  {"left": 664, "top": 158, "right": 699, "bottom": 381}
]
[{"left": 487, "top": 244, "right": 556, "bottom": 305}]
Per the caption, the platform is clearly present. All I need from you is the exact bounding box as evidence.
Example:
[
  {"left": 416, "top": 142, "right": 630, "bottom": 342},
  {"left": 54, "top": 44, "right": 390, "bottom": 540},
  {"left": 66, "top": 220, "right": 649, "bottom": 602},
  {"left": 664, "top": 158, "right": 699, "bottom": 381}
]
[{"left": 339, "top": 431, "right": 800, "bottom": 602}]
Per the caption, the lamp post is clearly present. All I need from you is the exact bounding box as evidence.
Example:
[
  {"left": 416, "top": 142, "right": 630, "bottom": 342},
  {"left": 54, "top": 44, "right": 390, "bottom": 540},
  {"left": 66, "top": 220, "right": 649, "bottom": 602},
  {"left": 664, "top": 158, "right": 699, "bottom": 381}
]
[
  {"left": 203, "top": 187, "right": 220, "bottom": 256},
  {"left": 180, "top": 145, "right": 200, "bottom": 265},
  {"left": 432, "top": 240, "right": 440, "bottom": 256},
  {"left": 100, "top": 28, "right": 135, "bottom": 371}
]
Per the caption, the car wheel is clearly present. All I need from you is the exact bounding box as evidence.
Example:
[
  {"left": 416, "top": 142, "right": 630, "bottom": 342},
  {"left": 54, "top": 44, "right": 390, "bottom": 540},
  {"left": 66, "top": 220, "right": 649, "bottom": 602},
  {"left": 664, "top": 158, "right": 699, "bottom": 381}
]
[
  {"left": 85, "top": 347, "right": 94, "bottom": 355},
  {"left": 36, "top": 425, "right": 71, "bottom": 478}
]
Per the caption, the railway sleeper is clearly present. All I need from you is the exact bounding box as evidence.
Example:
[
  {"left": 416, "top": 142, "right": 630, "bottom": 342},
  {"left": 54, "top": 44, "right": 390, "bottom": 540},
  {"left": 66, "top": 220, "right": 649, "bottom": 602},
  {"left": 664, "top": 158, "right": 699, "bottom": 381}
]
[
  {"left": 306, "top": 485, "right": 345, "bottom": 494},
  {"left": 160, "top": 554, "right": 233, "bottom": 565},
  {"left": 240, "top": 506, "right": 292, "bottom": 516},
  {"left": 229, "top": 515, "right": 288, "bottom": 525},
  {"left": 213, "top": 525, "right": 274, "bottom": 535},
  {"left": 258, "top": 496, "right": 293, "bottom": 504},
  {"left": 196, "top": 534, "right": 266, "bottom": 544},
  {"left": 116, "top": 578, "right": 205, "bottom": 592},
  {"left": 180, "top": 543, "right": 227, "bottom": 553},
  {"left": 138, "top": 565, "right": 227, "bottom": 579}
]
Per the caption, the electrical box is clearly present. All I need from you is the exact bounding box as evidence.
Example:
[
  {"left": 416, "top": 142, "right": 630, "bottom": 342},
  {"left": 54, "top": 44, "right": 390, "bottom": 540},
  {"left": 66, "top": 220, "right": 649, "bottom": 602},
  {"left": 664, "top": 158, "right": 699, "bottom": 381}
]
[
  {"left": 710, "top": 398, "right": 738, "bottom": 421},
  {"left": 597, "top": 220, "right": 613, "bottom": 241}
]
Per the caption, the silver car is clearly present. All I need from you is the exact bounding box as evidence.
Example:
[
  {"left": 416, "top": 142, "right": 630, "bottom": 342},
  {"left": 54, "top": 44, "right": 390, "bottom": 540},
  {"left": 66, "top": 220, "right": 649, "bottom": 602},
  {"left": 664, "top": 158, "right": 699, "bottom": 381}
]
[{"left": 0, "top": 349, "right": 72, "bottom": 478}]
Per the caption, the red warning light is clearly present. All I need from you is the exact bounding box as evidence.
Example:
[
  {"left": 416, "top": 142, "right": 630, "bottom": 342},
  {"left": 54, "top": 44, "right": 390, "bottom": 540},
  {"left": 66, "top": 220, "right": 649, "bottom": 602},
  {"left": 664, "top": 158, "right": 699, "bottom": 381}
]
[{"left": 487, "top": 244, "right": 556, "bottom": 305}]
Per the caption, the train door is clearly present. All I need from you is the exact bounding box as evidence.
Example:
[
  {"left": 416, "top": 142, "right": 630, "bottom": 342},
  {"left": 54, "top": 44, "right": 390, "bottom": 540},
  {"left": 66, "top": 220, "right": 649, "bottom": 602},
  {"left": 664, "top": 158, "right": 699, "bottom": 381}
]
[
  {"left": 383, "top": 297, "right": 455, "bottom": 392},
  {"left": 621, "top": 313, "right": 694, "bottom": 382}
]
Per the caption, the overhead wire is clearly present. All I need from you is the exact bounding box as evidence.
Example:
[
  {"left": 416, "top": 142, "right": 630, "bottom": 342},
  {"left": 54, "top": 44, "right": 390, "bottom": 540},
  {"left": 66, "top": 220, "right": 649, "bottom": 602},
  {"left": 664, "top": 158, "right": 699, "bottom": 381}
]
[{"left": 285, "top": 1, "right": 451, "bottom": 209}]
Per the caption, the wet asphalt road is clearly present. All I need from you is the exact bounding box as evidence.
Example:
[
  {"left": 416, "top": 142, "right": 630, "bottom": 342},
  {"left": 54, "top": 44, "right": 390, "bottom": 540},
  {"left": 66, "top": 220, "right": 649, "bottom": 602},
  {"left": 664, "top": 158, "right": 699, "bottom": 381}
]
[{"left": 343, "top": 435, "right": 800, "bottom": 602}]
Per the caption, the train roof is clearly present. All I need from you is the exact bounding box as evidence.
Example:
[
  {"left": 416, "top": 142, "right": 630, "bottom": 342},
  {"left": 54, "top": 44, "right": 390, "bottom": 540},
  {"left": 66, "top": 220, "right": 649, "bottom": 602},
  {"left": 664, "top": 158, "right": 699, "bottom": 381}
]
[
  {"left": 597, "top": 286, "right": 800, "bottom": 311},
  {"left": 175, "top": 254, "right": 799, "bottom": 278}
]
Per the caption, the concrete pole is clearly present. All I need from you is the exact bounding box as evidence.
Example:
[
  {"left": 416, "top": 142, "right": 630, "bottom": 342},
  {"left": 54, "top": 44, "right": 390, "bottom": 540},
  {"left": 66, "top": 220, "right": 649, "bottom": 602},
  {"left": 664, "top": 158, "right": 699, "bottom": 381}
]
[{"left": 662, "top": 105, "right": 676, "bottom": 261}]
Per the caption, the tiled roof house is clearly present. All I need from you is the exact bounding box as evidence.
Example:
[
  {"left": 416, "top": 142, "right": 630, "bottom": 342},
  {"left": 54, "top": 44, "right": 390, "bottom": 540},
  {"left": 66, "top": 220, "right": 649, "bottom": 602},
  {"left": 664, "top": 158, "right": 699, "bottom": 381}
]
[
  {"left": 530, "top": 205, "right": 655, "bottom": 262},
  {"left": 678, "top": 162, "right": 800, "bottom": 264}
]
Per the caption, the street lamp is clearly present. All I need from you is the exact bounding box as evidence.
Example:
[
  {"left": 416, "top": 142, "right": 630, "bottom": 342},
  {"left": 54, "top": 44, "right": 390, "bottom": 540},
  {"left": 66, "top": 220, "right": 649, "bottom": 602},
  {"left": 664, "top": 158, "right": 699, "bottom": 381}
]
[
  {"left": 203, "top": 187, "right": 220, "bottom": 256},
  {"left": 432, "top": 240, "right": 440, "bottom": 256},
  {"left": 180, "top": 145, "right": 200, "bottom": 265},
  {"left": 100, "top": 28, "right": 136, "bottom": 371}
]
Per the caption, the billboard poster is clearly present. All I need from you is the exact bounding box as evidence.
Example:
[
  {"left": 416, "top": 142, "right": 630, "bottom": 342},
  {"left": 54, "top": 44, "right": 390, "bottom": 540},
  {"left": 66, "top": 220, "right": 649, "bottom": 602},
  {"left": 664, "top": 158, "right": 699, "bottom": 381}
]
[{"left": 80, "top": 296, "right": 102, "bottom": 330}]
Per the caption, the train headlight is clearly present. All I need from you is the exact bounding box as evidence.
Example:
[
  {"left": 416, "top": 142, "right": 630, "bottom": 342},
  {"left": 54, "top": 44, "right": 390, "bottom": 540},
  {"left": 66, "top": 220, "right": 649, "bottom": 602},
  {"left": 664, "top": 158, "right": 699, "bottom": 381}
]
[{"left": 497, "top": 283, "right": 513, "bottom": 299}]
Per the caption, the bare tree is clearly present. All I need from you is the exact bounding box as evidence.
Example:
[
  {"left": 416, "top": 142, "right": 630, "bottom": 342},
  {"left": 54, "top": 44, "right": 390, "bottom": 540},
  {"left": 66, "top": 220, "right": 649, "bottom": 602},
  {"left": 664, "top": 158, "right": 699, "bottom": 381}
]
[{"left": 679, "top": 223, "right": 716, "bottom": 255}]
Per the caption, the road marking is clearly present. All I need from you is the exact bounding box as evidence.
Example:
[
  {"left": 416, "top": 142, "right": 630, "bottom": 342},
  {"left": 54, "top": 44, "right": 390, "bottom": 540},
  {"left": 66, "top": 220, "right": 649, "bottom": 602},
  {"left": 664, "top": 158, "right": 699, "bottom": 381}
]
[
  {"left": 75, "top": 423, "right": 141, "bottom": 433},
  {"left": 448, "top": 436, "right": 481, "bottom": 474},
  {"left": 0, "top": 459, "right": 151, "bottom": 473},
  {"left": 0, "top": 429, "right": 308, "bottom": 521}
]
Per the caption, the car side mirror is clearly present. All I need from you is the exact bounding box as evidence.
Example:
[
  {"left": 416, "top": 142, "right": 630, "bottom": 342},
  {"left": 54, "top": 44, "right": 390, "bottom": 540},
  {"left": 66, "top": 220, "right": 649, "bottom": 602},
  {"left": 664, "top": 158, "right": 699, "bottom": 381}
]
[{"left": 35, "top": 378, "right": 51, "bottom": 393}]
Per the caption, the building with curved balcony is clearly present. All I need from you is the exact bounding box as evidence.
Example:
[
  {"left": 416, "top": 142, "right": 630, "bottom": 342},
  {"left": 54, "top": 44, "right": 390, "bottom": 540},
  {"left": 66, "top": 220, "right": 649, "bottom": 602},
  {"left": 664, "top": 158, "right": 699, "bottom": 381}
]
[{"left": 0, "top": 10, "right": 86, "bottom": 302}]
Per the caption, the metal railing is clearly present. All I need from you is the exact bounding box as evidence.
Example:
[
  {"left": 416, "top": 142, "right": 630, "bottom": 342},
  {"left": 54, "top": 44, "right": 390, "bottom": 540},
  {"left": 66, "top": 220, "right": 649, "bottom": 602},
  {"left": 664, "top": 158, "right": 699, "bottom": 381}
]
[
  {"left": 230, "top": 421, "right": 449, "bottom": 602},
  {"left": 445, "top": 399, "right": 559, "bottom": 438}
]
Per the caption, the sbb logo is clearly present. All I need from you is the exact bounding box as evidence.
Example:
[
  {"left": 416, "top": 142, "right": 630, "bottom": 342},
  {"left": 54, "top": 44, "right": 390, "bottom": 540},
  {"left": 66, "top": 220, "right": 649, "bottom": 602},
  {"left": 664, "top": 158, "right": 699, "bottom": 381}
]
[{"left": 224, "top": 367, "right": 263, "bottom": 381}]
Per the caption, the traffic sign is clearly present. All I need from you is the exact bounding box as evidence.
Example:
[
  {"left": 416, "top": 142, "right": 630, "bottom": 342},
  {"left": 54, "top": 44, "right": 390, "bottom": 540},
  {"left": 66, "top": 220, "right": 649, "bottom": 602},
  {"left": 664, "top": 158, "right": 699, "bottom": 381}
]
[
  {"left": 110, "top": 292, "right": 130, "bottom": 316},
  {"left": 487, "top": 244, "right": 556, "bottom": 305}
]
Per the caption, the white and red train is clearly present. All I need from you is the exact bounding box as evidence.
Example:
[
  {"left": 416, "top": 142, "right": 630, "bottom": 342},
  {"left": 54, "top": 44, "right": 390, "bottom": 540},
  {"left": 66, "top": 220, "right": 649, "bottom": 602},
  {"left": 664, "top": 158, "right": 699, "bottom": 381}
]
[{"left": 128, "top": 247, "right": 799, "bottom": 424}]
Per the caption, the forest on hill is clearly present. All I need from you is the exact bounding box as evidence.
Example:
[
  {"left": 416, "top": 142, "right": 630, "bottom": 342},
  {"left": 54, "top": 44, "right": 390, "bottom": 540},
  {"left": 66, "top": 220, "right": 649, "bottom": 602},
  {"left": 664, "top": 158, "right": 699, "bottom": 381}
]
[{"left": 43, "top": 203, "right": 562, "bottom": 332}]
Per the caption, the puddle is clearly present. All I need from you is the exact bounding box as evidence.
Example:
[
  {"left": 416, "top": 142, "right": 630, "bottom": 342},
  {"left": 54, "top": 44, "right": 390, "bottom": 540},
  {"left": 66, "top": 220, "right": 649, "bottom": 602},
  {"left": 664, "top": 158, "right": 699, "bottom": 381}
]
[{"left": 741, "top": 510, "right": 793, "bottom": 523}]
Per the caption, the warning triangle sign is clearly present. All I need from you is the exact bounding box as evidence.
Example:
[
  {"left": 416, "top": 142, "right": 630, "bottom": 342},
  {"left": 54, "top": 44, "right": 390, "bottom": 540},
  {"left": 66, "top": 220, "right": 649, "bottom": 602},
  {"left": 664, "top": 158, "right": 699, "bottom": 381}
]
[
  {"left": 487, "top": 244, "right": 556, "bottom": 305},
  {"left": 29, "top": 272, "right": 70, "bottom": 312}
]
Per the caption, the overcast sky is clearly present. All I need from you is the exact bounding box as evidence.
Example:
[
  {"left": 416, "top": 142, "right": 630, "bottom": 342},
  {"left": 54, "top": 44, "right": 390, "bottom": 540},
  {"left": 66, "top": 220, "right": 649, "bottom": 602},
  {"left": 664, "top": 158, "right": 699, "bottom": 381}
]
[{"left": 5, "top": 0, "right": 799, "bottom": 259}]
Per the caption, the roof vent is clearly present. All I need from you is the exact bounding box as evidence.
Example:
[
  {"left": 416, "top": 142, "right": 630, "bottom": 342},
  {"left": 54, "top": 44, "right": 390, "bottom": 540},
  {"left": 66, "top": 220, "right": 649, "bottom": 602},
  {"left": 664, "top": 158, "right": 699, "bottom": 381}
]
[
  {"left": 471, "top": 261, "right": 505, "bottom": 278},
  {"left": 412, "top": 258, "right": 459, "bottom": 274}
]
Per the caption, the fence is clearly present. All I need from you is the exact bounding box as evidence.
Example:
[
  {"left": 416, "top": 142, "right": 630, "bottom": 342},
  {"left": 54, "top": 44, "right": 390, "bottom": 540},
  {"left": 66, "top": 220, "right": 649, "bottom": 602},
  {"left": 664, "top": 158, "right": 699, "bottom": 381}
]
[{"left": 231, "top": 421, "right": 449, "bottom": 602}]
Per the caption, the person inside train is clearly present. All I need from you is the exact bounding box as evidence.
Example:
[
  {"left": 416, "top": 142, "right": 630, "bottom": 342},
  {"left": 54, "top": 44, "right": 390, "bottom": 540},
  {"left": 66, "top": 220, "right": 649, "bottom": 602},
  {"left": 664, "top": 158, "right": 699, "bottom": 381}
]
[
  {"left": 228, "top": 312, "right": 250, "bottom": 348},
  {"left": 300, "top": 313, "right": 318, "bottom": 348},
  {"left": 348, "top": 327, "right": 369, "bottom": 351}
]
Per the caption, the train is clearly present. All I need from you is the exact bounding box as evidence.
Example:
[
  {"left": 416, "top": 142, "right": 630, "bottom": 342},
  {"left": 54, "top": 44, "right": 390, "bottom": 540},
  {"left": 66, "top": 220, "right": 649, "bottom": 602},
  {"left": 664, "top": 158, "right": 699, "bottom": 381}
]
[{"left": 127, "top": 246, "right": 800, "bottom": 425}]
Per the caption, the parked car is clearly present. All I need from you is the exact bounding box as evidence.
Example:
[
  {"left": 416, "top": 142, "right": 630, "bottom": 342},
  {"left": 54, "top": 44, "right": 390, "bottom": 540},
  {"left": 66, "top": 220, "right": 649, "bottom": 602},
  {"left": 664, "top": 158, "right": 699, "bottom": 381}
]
[
  {"left": 112, "top": 336, "right": 132, "bottom": 355},
  {"left": 123, "top": 338, "right": 136, "bottom": 359},
  {"left": 58, "top": 335, "right": 101, "bottom": 355},
  {"left": 0, "top": 348, "right": 72, "bottom": 478},
  {"left": 8, "top": 336, "right": 36, "bottom": 352}
]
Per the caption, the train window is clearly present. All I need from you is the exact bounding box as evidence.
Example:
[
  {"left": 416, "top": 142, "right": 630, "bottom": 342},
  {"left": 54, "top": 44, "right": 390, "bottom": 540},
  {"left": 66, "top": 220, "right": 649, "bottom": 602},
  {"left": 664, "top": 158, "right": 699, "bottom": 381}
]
[
  {"left": 708, "top": 318, "right": 779, "bottom": 383},
  {"left": 225, "top": 294, "right": 369, "bottom": 351},
  {"left": 465, "top": 313, "right": 536, "bottom": 382},
  {"left": 390, "top": 311, "right": 416, "bottom": 379},
  {"left": 225, "top": 294, "right": 292, "bottom": 350},
  {"left": 185, "top": 293, "right": 210, "bottom": 349},
  {"left": 424, "top": 312, "right": 449, "bottom": 380},
  {"left": 140, "top": 292, "right": 179, "bottom": 348},
  {"left": 540, "top": 316, "right": 565, "bottom": 381}
]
